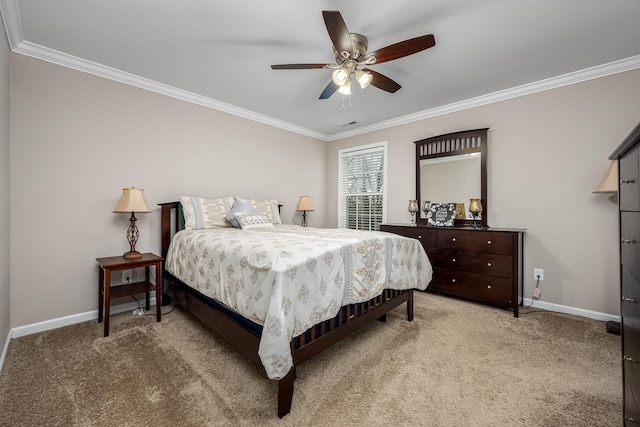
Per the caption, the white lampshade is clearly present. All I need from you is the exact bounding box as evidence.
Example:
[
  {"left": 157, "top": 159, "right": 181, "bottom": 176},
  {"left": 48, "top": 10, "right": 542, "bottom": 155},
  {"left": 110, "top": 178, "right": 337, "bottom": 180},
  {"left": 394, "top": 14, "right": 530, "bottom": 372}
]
[
  {"left": 337, "top": 79, "right": 352, "bottom": 95},
  {"left": 113, "top": 187, "right": 152, "bottom": 213},
  {"left": 592, "top": 161, "right": 618, "bottom": 193},
  {"left": 296, "top": 196, "right": 315, "bottom": 212},
  {"left": 332, "top": 69, "right": 348, "bottom": 86},
  {"left": 355, "top": 70, "right": 372, "bottom": 89}
]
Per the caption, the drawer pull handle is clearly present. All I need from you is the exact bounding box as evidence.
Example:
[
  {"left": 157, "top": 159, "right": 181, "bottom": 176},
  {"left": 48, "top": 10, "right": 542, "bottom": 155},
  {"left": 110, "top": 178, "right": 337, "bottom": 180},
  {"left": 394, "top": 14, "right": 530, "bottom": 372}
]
[
  {"left": 622, "top": 296, "right": 637, "bottom": 303},
  {"left": 624, "top": 356, "right": 637, "bottom": 363},
  {"left": 417, "top": 235, "right": 422, "bottom": 239},
  {"left": 487, "top": 285, "right": 492, "bottom": 289},
  {"left": 625, "top": 416, "right": 639, "bottom": 424},
  {"left": 620, "top": 179, "right": 636, "bottom": 184},
  {"left": 452, "top": 258, "right": 456, "bottom": 263},
  {"left": 452, "top": 237, "right": 457, "bottom": 242},
  {"left": 621, "top": 238, "right": 632, "bottom": 244},
  {"left": 487, "top": 262, "right": 492, "bottom": 267},
  {"left": 487, "top": 240, "right": 492, "bottom": 245},
  {"left": 451, "top": 279, "right": 456, "bottom": 283}
]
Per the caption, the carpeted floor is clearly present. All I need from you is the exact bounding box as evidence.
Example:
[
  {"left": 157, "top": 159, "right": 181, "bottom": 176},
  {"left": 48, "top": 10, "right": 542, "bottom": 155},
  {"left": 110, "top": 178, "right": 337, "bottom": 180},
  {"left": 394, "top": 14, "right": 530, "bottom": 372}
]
[{"left": 0, "top": 292, "right": 621, "bottom": 426}]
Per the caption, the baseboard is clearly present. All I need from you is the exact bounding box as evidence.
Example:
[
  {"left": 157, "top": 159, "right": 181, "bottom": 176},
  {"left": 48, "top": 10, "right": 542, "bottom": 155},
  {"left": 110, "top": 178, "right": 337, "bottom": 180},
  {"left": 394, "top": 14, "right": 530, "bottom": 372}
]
[
  {"left": 521, "top": 298, "right": 621, "bottom": 323},
  {"left": 10, "top": 298, "right": 157, "bottom": 339},
  {"left": 0, "top": 327, "right": 11, "bottom": 377}
]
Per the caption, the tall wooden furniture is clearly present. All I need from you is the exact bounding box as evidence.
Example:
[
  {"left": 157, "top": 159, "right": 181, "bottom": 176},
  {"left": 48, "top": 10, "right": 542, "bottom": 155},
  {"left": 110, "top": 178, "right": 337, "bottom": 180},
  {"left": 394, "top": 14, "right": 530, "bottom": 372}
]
[
  {"left": 610, "top": 122, "right": 640, "bottom": 426},
  {"left": 380, "top": 224, "right": 524, "bottom": 317},
  {"left": 389, "top": 129, "right": 525, "bottom": 316}
]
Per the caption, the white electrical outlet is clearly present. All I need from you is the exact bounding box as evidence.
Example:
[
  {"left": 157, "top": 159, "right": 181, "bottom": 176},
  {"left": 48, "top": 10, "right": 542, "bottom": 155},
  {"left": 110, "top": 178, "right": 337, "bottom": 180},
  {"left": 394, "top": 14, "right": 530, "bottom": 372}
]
[
  {"left": 534, "top": 268, "right": 544, "bottom": 281},
  {"left": 122, "top": 269, "right": 133, "bottom": 284}
]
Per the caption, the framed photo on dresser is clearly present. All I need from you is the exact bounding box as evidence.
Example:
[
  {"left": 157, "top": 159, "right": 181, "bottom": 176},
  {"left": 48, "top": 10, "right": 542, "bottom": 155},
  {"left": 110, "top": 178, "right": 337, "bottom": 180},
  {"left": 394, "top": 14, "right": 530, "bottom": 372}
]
[{"left": 427, "top": 203, "right": 456, "bottom": 227}]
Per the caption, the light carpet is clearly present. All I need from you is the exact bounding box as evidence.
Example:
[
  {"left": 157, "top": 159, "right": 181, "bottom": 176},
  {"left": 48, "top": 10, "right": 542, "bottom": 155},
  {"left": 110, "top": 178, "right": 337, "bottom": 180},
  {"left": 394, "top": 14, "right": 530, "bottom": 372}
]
[{"left": 0, "top": 292, "right": 621, "bottom": 426}]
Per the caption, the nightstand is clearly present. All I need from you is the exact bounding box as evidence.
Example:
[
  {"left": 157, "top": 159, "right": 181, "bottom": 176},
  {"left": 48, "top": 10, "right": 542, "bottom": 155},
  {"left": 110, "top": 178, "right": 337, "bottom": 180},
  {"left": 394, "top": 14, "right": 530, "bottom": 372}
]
[{"left": 96, "top": 253, "right": 164, "bottom": 337}]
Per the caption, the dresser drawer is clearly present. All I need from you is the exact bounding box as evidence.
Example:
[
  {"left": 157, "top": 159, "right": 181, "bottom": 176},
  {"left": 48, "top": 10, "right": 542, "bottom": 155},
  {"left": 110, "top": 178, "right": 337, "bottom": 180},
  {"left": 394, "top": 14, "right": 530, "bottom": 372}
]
[
  {"left": 434, "top": 269, "right": 513, "bottom": 306},
  {"left": 436, "top": 229, "right": 475, "bottom": 250},
  {"left": 620, "top": 142, "right": 640, "bottom": 212},
  {"left": 624, "top": 369, "right": 640, "bottom": 427},
  {"left": 380, "top": 225, "right": 436, "bottom": 250},
  {"left": 622, "top": 212, "right": 640, "bottom": 280},
  {"left": 437, "top": 249, "right": 513, "bottom": 278},
  {"left": 622, "top": 267, "right": 640, "bottom": 340},
  {"left": 437, "top": 229, "right": 514, "bottom": 255}
]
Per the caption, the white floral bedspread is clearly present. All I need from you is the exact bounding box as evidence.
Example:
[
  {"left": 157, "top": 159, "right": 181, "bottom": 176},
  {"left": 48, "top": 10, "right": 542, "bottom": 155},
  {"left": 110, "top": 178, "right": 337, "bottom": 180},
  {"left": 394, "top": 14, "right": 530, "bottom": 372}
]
[{"left": 165, "top": 224, "right": 432, "bottom": 380}]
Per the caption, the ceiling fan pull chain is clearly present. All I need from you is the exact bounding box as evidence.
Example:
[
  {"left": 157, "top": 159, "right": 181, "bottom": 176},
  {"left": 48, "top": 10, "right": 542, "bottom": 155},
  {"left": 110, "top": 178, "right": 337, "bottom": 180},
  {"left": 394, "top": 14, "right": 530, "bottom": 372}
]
[{"left": 341, "top": 93, "right": 352, "bottom": 110}]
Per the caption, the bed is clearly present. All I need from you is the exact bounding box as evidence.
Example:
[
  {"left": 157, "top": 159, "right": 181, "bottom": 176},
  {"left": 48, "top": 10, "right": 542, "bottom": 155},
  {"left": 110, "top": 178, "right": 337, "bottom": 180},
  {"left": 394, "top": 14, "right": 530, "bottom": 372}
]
[{"left": 159, "top": 197, "right": 432, "bottom": 417}]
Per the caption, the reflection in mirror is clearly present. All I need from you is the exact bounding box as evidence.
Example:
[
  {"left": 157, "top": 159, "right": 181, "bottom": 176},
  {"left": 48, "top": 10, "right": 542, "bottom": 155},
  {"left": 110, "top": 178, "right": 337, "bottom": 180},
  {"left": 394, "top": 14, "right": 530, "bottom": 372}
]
[{"left": 419, "top": 153, "right": 481, "bottom": 219}]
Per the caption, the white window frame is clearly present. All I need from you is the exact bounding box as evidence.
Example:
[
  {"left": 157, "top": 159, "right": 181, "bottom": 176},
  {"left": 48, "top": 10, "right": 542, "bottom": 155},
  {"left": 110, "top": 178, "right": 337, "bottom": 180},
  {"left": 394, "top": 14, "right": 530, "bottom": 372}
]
[{"left": 337, "top": 141, "right": 388, "bottom": 230}]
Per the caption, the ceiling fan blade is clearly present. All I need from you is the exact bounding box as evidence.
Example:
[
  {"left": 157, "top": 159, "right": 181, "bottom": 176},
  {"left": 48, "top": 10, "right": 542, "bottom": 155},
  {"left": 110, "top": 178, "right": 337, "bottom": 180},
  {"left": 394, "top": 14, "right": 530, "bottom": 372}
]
[
  {"left": 271, "top": 64, "right": 328, "bottom": 70},
  {"left": 370, "top": 34, "right": 435, "bottom": 64},
  {"left": 319, "top": 81, "right": 340, "bottom": 99},
  {"left": 322, "top": 10, "right": 353, "bottom": 56},
  {"left": 362, "top": 68, "right": 401, "bottom": 93}
]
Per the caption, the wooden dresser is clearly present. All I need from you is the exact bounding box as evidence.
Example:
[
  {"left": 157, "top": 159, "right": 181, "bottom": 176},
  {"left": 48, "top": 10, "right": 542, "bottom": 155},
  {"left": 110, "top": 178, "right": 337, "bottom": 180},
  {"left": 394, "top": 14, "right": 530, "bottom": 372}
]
[
  {"left": 610, "top": 122, "right": 640, "bottom": 426},
  {"left": 380, "top": 224, "right": 524, "bottom": 317}
]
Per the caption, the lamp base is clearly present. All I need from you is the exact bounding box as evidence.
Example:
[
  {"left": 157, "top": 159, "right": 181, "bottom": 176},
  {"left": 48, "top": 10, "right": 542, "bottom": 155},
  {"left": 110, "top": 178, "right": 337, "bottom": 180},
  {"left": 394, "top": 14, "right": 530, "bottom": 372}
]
[{"left": 123, "top": 251, "right": 143, "bottom": 259}]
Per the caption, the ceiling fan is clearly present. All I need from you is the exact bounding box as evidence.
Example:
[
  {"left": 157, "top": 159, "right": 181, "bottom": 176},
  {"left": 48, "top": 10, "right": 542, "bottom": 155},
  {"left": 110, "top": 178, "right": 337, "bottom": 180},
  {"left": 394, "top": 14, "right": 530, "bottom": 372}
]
[{"left": 271, "top": 10, "right": 436, "bottom": 99}]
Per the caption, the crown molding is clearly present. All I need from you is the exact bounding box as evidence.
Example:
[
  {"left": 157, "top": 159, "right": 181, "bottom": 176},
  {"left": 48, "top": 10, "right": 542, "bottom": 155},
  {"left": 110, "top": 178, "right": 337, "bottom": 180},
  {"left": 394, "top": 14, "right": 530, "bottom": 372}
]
[
  {"left": 0, "top": 0, "right": 326, "bottom": 140},
  {"left": 326, "top": 54, "right": 640, "bottom": 141},
  {"left": 2, "top": 0, "right": 639, "bottom": 143},
  {"left": 15, "top": 41, "right": 328, "bottom": 140}
]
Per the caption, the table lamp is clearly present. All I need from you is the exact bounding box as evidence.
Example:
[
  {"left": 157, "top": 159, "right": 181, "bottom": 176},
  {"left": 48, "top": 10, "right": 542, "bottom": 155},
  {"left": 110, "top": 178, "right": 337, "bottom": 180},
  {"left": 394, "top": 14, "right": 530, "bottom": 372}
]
[
  {"left": 592, "top": 160, "right": 618, "bottom": 193},
  {"left": 113, "top": 187, "right": 151, "bottom": 259},
  {"left": 468, "top": 198, "right": 483, "bottom": 229},
  {"left": 296, "top": 195, "right": 315, "bottom": 227}
]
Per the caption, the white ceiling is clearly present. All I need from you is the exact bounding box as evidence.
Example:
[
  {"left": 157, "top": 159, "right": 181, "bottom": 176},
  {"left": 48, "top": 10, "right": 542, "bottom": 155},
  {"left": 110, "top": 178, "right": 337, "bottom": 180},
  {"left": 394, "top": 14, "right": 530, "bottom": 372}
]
[{"left": 2, "top": 0, "right": 640, "bottom": 140}]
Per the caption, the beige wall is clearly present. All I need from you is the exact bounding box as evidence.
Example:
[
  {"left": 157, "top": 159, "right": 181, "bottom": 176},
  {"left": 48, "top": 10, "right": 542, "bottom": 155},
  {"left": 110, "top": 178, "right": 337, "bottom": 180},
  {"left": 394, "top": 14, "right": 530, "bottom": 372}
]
[
  {"left": 9, "top": 54, "right": 326, "bottom": 328},
  {"left": 326, "top": 68, "right": 640, "bottom": 316},
  {"left": 0, "top": 19, "right": 10, "bottom": 344},
  {"left": 6, "top": 49, "right": 640, "bottom": 329}
]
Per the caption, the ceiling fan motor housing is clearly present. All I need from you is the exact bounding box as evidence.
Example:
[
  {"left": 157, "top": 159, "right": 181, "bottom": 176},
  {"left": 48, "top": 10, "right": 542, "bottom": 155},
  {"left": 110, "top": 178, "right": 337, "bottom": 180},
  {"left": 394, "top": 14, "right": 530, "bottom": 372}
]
[{"left": 334, "top": 33, "right": 368, "bottom": 63}]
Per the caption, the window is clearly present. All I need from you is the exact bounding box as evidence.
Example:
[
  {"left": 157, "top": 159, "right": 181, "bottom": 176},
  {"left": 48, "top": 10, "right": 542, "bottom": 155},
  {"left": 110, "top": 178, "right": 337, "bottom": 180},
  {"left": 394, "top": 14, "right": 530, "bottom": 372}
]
[{"left": 338, "top": 142, "right": 387, "bottom": 230}]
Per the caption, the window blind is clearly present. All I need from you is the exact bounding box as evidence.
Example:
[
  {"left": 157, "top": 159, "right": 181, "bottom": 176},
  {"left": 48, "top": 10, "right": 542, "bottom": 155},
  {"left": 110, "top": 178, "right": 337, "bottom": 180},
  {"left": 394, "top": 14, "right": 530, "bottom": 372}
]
[{"left": 338, "top": 142, "right": 387, "bottom": 230}]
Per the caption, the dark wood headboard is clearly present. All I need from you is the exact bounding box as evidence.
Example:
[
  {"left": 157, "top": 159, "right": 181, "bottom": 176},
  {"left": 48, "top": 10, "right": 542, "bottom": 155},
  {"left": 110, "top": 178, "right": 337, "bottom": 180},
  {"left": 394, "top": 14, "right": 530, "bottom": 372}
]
[{"left": 159, "top": 201, "right": 183, "bottom": 260}]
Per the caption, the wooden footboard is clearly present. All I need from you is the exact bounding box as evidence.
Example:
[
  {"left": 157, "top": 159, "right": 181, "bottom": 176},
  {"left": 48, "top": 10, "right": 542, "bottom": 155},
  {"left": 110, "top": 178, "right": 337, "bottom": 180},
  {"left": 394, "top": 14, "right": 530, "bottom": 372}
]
[{"left": 159, "top": 201, "right": 414, "bottom": 418}]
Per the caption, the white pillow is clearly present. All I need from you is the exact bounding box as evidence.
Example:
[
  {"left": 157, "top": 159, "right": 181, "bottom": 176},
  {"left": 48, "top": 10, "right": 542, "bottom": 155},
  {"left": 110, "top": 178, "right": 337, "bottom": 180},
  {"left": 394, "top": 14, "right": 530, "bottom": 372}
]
[
  {"left": 179, "top": 196, "right": 235, "bottom": 230},
  {"left": 234, "top": 212, "right": 274, "bottom": 230}
]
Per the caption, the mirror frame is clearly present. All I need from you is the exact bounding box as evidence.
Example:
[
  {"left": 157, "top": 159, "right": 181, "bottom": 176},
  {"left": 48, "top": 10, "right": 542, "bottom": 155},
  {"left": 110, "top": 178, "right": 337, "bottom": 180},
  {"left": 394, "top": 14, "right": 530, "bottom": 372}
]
[{"left": 415, "top": 128, "right": 488, "bottom": 228}]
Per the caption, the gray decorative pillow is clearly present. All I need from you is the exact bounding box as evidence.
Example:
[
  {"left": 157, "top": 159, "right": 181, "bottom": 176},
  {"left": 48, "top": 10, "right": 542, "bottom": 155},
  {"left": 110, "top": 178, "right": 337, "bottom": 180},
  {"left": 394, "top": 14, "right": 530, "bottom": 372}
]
[
  {"left": 226, "top": 199, "right": 258, "bottom": 228},
  {"left": 234, "top": 212, "right": 274, "bottom": 230}
]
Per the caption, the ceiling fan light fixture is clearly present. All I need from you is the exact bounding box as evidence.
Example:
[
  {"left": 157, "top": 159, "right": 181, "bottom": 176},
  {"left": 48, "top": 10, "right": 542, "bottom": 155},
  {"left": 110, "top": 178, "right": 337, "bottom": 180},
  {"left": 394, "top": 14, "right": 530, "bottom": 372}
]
[
  {"left": 338, "top": 79, "right": 352, "bottom": 95},
  {"left": 355, "top": 70, "right": 373, "bottom": 89},
  {"left": 332, "top": 69, "right": 348, "bottom": 86}
]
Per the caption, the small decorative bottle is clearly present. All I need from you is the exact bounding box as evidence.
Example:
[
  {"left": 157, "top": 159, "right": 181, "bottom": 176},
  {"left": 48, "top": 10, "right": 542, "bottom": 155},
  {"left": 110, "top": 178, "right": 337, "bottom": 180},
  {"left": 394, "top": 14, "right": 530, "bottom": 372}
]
[{"left": 408, "top": 200, "right": 419, "bottom": 226}]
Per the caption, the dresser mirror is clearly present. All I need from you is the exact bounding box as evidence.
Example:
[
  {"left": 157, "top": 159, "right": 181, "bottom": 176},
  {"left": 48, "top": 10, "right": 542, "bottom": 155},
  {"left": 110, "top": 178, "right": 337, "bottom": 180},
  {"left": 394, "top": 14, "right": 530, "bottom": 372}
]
[{"left": 415, "top": 128, "right": 488, "bottom": 227}]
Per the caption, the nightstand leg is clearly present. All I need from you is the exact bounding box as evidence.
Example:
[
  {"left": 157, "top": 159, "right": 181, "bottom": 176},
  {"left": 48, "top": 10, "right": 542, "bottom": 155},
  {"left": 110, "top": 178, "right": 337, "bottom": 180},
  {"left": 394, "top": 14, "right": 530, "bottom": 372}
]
[
  {"left": 145, "top": 266, "right": 151, "bottom": 311},
  {"left": 98, "top": 266, "right": 104, "bottom": 323},
  {"left": 156, "top": 262, "right": 162, "bottom": 322},
  {"left": 104, "top": 269, "right": 111, "bottom": 337}
]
